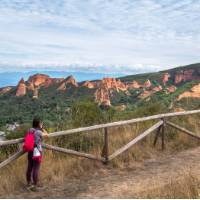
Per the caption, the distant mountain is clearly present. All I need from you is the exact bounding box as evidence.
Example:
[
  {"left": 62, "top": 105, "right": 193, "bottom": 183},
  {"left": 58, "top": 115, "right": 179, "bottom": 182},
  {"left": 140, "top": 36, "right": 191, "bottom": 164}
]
[{"left": 0, "top": 63, "right": 199, "bottom": 127}]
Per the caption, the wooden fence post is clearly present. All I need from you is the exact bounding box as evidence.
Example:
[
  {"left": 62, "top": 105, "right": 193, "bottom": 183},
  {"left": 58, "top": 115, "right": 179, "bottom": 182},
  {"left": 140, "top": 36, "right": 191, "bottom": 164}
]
[
  {"left": 161, "top": 118, "right": 165, "bottom": 150},
  {"left": 153, "top": 126, "right": 161, "bottom": 146},
  {"left": 102, "top": 127, "right": 109, "bottom": 164}
]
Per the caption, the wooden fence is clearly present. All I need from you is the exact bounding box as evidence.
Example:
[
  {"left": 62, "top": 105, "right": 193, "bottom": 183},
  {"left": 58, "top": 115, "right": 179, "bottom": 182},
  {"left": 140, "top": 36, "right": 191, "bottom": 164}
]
[{"left": 0, "top": 109, "right": 200, "bottom": 169}]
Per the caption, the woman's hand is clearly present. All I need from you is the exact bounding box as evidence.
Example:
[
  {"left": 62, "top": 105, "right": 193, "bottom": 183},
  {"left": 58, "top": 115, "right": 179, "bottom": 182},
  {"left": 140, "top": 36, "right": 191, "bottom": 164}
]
[{"left": 42, "top": 129, "right": 49, "bottom": 138}]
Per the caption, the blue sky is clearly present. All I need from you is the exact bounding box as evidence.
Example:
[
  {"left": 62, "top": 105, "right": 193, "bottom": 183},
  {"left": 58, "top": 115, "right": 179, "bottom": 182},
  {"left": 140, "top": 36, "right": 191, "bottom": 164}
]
[{"left": 0, "top": 0, "right": 200, "bottom": 74}]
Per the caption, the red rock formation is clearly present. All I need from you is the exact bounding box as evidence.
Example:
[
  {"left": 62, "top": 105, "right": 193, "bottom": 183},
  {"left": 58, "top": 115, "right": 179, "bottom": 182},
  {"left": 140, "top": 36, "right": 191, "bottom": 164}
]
[
  {"left": 0, "top": 86, "right": 12, "bottom": 95},
  {"left": 57, "top": 75, "right": 78, "bottom": 91},
  {"left": 139, "top": 85, "right": 163, "bottom": 99},
  {"left": 183, "top": 69, "right": 195, "bottom": 81},
  {"left": 95, "top": 86, "right": 111, "bottom": 106},
  {"left": 27, "top": 74, "right": 64, "bottom": 89},
  {"left": 16, "top": 78, "right": 26, "bottom": 97},
  {"left": 92, "top": 80, "right": 102, "bottom": 88},
  {"left": 101, "top": 78, "right": 127, "bottom": 92},
  {"left": 177, "top": 83, "right": 200, "bottom": 100},
  {"left": 82, "top": 81, "right": 95, "bottom": 88},
  {"left": 94, "top": 77, "right": 128, "bottom": 106},
  {"left": 66, "top": 76, "right": 78, "bottom": 87},
  {"left": 162, "top": 73, "right": 170, "bottom": 85},
  {"left": 44, "top": 78, "right": 64, "bottom": 88},
  {"left": 152, "top": 85, "right": 162, "bottom": 92},
  {"left": 116, "top": 79, "right": 127, "bottom": 91},
  {"left": 174, "top": 72, "right": 183, "bottom": 84},
  {"left": 27, "top": 81, "right": 35, "bottom": 91},
  {"left": 128, "top": 80, "right": 141, "bottom": 89},
  {"left": 57, "top": 82, "right": 66, "bottom": 91},
  {"left": 28, "top": 74, "right": 50, "bottom": 87},
  {"left": 32, "top": 87, "right": 39, "bottom": 99},
  {"left": 143, "top": 80, "right": 151, "bottom": 88},
  {"left": 167, "top": 85, "right": 176, "bottom": 93},
  {"left": 174, "top": 69, "right": 194, "bottom": 84},
  {"left": 139, "top": 90, "right": 152, "bottom": 99}
]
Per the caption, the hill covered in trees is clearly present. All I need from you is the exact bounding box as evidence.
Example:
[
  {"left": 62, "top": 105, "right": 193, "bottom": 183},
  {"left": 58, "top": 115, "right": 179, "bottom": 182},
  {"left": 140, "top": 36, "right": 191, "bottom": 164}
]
[{"left": 0, "top": 63, "right": 199, "bottom": 131}]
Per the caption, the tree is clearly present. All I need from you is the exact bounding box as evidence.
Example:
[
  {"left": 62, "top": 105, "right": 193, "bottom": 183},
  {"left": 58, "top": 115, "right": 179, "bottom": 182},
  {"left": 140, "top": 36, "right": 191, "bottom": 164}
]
[{"left": 71, "top": 101, "right": 103, "bottom": 127}]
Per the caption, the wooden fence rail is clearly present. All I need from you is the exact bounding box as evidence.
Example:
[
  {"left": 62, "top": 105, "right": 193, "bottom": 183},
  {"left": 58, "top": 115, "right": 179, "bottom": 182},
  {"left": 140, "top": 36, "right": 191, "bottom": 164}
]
[
  {"left": 42, "top": 143, "right": 104, "bottom": 162},
  {"left": 0, "top": 109, "right": 200, "bottom": 169},
  {"left": 108, "top": 120, "right": 163, "bottom": 161}
]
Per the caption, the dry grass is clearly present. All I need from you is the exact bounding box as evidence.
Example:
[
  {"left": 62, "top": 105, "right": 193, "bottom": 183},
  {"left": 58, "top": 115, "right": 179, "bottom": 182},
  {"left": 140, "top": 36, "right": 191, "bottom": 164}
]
[
  {"left": 0, "top": 115, "right": 199, "bottom": 197},
  {"left": 137, "top": 170, "right": 200, "bottom": 198}
]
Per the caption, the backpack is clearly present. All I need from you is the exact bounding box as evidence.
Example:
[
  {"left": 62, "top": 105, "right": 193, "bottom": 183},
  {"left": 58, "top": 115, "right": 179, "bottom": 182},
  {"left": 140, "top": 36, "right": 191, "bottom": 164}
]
[{"left": 23, "top": 129, "right": 35, "bottom": 152}]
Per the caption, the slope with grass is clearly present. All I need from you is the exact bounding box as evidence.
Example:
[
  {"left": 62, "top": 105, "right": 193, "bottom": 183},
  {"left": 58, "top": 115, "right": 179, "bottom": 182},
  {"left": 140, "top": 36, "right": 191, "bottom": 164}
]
[{"left": 0, "top": 111, "right": 200, "bottom": 198}]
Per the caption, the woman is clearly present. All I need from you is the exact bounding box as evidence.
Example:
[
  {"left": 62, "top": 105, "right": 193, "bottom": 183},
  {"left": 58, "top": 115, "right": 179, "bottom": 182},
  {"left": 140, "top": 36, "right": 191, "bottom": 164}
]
[{"left": 26, "top": 117, "right": 48, "bottom": 190}]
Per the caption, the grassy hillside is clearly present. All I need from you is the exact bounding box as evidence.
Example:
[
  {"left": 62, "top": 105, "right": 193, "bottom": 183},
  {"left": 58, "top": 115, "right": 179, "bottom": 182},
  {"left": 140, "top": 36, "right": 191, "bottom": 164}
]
[
  {"left": 0, "top": 103, "right": 200, "bottom": 197},
  {"left": 120, "top": 63, "right": 200, "bottom": 84}
]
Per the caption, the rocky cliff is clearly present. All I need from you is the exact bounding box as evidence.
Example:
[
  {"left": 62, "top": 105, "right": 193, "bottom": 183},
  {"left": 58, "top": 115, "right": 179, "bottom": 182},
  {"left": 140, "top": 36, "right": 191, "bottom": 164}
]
[
  {"left": 174, "top": 69, "right": 199, "bottom": 84},
  {"left": 143, "top": 80, "right": 151, "bottom": 88},
  {"left": 57, "top": 75, "right": 78, "bottom": 91},
  {"left": 94, "top": 78, "right": 128, "bottom": 106},
  {"left": 82, "top": 81, "right": 95, "bottom": 88},
  {"left": 0, "top": 63, "right": 199, "bottom": 107},
  {"left": 95, "top": 86, "right": 111, "bottom": 106},
  {"left": 16, "top": 78, "right": 26, "bottom": 97},
  {"left": 28, "top": 74, "right": 50, "bottom": 87},
  {"left": 162, "top": 73, "right": 170, "bottom": 85},
  {"left": 28, "top": 74, "right": 63, "bottom": 88},
  {"left": 128, "top": 80, "right": 141, "bottom": 89},
  {"left": 166, "top": 85, "right": 176, "bottom": 93},
  {"left": 177, "top": 83, "right": 200, "bottom": 100}
]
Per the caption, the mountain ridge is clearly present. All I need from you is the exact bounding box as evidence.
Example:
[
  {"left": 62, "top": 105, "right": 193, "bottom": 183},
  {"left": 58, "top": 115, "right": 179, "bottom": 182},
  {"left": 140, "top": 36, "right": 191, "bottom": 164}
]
[
  {"left": 0, "top": 63, "right": 199, "bottom": 127},
  {"left": 0, "top": 63, "right": 200, "bottom": 106}
]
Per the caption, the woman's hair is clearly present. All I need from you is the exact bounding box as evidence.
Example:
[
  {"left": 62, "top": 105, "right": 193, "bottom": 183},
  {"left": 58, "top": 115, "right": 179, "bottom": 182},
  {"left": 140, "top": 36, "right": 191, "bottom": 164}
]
[{"left": 32, "top": 117, "right": 41, "bottom": 128}]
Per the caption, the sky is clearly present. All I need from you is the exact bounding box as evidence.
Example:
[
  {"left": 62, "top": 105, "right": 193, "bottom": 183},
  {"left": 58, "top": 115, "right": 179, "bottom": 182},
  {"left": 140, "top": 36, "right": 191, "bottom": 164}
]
[{"left": 0, "top": 0, "right": 200, "bottom": 74}]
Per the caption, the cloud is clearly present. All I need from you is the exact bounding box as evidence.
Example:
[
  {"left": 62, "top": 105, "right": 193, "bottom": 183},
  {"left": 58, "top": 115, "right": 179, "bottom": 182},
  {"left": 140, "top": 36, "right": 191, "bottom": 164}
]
[{"left": 0, "top": 0, "right": 200, "bottom": 73}]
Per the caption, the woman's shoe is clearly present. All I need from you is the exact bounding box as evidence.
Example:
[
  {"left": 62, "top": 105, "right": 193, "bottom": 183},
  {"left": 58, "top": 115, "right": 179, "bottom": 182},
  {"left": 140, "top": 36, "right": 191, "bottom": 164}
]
[{"left": 26, "top": 183, "right": 35, "bottom": 191}]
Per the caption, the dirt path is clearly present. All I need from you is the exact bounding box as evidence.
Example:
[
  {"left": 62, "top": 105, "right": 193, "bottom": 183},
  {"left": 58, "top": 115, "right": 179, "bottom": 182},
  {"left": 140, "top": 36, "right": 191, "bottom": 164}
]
[{"left": 3, "top": 147, "right": 200, "bottom": 198}]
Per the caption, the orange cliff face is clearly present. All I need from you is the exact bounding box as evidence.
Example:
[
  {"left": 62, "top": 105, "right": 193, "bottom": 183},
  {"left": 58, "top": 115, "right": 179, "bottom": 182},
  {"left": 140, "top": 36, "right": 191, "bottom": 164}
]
[
  {"left": 28, "top": 74, "right": 50, "bottom": 87},
  {"left": 101, "top": 78, "right": 127, "bottom": 92},
  {"left": 166, "top": 85, "right": 176, "bottom": 93},
  {"left": 152, "top": 85, "right": 162, "bottom": 92},
  {"left": 139, "top": 85, "right": 162, "bottom": 99},
  {"left": 27, "top": 74, "right": 63, "bottom": 88},
  {"left": 32, "top": 87, "right": 39, "bottom": 99},
  {"left": 16, "top": 78, "right": 26, "bottom": 96},
  {"left": 128, "top": 80, "right": 141, "bottom": 89},
  {"left": 174, "top": 69, "right": 195, "bottom": 84},
  {"left": 95, "top": 86, "right": 111, "bottom": 106},
  {"left": 143, "top": 79, "right": 151, "bottom": 88},
  {"left": 94, "top": 78, "right": 128, "bottom": 106},
  {"left": 162, "top": 73, "right": 170, "bottom": 85},
  {"left": 82, "top": 81, "right": 95, "bottom": 88},
  {"left": 43, "top": 78, "right": 64, "bottom": 88},
  {"left": 177, "top": 83, "right": 200, "bottom": 100},
  {"left": 57, "top": 75, "right": 78, "bottom": 91}
]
